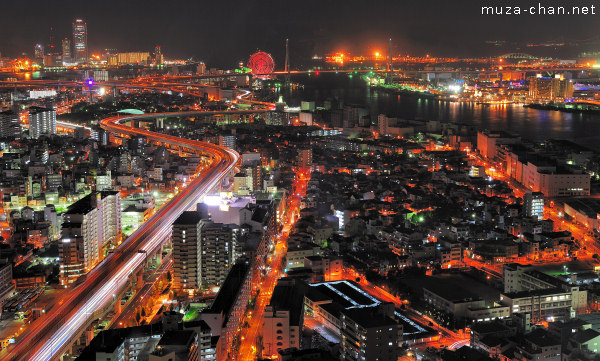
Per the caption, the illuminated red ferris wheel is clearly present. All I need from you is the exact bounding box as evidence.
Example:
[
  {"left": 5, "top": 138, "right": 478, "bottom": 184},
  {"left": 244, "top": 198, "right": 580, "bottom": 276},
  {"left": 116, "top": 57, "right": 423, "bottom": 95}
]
[{"left": 247, "top": 51, "right": 275, "bottom": 76}]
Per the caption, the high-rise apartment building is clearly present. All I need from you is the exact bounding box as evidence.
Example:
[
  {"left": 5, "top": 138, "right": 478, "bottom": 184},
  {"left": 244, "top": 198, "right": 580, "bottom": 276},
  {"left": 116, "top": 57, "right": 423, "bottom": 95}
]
[
  {"left": 172, "top": 211, "right": 203, "bottom": 292},
  {"left": 0, "top": 111, "right": 21, "bottom": 139},
  {"left": 172, "top": 212, "right": 241, "bottom": 292},
  {"left": 198, "top": 220, "right": 240, "bottom": 288},
  {"left": 59, "top": 191, "right": 121, "bottom": 285},
  {"left": 73, "top": 19, "right": 88, "bottom": 63},
  {"left": 28, "top": 106, "right": 56, "bottom": 139}
]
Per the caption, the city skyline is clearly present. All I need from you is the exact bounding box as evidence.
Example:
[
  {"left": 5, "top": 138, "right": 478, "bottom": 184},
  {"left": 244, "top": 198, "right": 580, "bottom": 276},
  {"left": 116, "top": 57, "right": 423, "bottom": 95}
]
[
  {"left": 4, "top": 3, "right": 600, "bottom": 361},
  {"left": 2, "top": 0, "right": 600, "bottom": 67}
]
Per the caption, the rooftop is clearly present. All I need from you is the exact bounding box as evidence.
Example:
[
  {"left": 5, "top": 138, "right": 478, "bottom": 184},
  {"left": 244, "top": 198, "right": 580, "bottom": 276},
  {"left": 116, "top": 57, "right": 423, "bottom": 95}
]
[
  {"left": 269, "top": 279, "right": 309, "bottom": 327},
  {"left": 207, "top": 259, "right": 250, "bottom": 324},
  {"left": 157, "top": 330, "right": 195, "bottom": 346},
  {"left": 341, "top": 306, "right": 397, "bottom": 329},
  {"left": 565, "top": 198, "right": 600, "bottom": 219},
  {"left": 173, "top": 211, "right": 202, "bottom": 225}
]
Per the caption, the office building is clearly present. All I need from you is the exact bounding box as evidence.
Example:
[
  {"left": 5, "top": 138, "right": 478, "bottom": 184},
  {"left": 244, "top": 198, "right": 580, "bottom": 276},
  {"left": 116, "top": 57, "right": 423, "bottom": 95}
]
[
  {"left": 523, "top": 191, "right": 544, "bottom": 221},
  {"left": 59, "top": 191, "right": 121, "bottom": 285},
  {"left": 73, "top": 19, "right": 88, "bottom": 63},
  {"left": 172, "top": 211, "right": 203, "bottom": 292},
  {"left": 0, "top": 111, "right": 21, "bottom": 139},
  {"left": 340, "top": 307, "right": 399, "bottom": 361},
  {"left": 62, "top": 38, "right": 71, "bottom": 64},
  {"left": 28, "top": 106, "right": 56, "bottom": 139}
]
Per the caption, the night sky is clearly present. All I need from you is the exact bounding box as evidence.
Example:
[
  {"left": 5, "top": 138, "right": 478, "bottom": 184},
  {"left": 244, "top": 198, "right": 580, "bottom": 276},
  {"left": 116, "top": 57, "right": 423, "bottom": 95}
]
[{"left": 1, "top": 0, "right": 599, "bottom": 67}]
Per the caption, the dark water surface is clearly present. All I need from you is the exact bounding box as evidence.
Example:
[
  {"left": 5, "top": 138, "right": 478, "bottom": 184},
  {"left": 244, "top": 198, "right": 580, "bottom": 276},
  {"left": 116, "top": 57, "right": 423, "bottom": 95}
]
[{"left": 283, "top": 74, "right": 600, "bottom": 150}]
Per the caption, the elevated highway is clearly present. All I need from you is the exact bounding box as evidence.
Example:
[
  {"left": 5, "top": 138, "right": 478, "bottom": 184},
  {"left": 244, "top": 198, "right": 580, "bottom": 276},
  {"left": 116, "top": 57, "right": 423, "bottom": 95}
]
[{"left": 3, "top": 105, "right": 267, "bottom": 360}]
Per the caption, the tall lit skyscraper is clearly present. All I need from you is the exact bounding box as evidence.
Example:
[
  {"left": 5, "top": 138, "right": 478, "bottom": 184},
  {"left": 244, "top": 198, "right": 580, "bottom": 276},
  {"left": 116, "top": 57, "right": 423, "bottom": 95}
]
[
  {"left": 72, "top": 19, "right": 88, "bottom": 64},
  {"left": 171, "top": 213, "right": 241, "bottom": 292},
  {"left": 172, "top": 211, "right": 202, "bottom": 292},
  {"left": 62, "top": 38, "right": 71, "bottom": 64}
]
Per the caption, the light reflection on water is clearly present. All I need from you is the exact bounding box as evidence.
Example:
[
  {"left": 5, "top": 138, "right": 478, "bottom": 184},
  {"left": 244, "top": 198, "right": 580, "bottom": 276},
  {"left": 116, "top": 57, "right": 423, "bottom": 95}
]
[{"left": 283, "top": 75, "right": 600, "bottom": 150}]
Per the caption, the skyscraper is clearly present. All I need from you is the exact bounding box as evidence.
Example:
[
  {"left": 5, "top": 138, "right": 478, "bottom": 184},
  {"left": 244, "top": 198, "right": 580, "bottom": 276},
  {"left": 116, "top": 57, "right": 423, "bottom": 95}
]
[
  {"left": 172, "top": 213, "right": 240, "bottom": 292},
  {"left": 172, "top": 211, "right": 203, "bottom": 292},
  {"left": 72, "top": 19, "right": 88, "bottom": 64},
  {"left": 198, "top": 220, "right": 240, "bottom": 287},
  {"left": 62, "top": 38, "right": 71, "bottom": 64},
  {"left": 59, "top": 191, "right": 121, "bottom": 285}
]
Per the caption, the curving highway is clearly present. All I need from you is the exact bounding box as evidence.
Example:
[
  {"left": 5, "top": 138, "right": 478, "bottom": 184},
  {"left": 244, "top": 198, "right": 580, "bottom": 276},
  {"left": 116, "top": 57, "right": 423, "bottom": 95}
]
[{"left": 3, "top": 103, "right": 275, "bottom": 360}]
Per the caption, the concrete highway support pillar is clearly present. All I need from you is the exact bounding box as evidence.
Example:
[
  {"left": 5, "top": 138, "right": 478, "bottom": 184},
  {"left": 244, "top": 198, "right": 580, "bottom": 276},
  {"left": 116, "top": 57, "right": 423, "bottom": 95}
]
[
  {"left": 114, "top": 296, "right": 122, "bottom": 314},
  {"left": 136, "top": 270, "right": 144, "bottom": 291}
]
